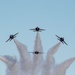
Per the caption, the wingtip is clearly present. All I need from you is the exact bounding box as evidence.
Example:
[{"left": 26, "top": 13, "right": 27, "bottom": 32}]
[
  {"left": 15, "top": 32, "right": 19, "bottom": 34},
  {"left": 5, "top": 41, "right": 7, "bottom": 42},
  {"left": 66, "top": 43, "right": 68, "bottom": 46},
  {"left": 55, "top": 34, "right": 57, "bottom": 36}
]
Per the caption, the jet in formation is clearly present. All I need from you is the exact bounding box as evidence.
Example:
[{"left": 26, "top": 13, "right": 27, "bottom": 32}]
[
  {"left": 6, "top": 32, "right": 19, "bottom": 42},
  {"left": 55, "top": 35, "right": 68, "bottom": 45},
  {"left": 30, "top": 27, "right": 45, "bottom": 32},
  {"left": 29, "top": 51, "right": 43, "bottom": 54}
]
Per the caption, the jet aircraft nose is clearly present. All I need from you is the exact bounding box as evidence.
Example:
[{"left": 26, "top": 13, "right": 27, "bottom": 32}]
[
  {"left": 10, "top": 35, "right": 14, "bottom": 39},
  {"left": 36, "top": 28, "right": 39, "bottom": 31},
  {"left": 60, "top": 38, "right": 64, "bottom": 41},
  {"left": 35, "top": 51, "right": 39, "bottom": 54}
]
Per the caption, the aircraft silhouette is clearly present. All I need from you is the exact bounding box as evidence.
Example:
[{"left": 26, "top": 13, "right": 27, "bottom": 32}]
[
  {"left": 29, "top": 51, "right": 43, "bottom": 54},
  {"left": 6, "top": 32, "right": 19, "bottom": 42},
  {"left": 30, "top": 27, "right": 45, "bottom": 32},
  {"left": 55, "top": 35, "right": 68, "bottom": 45}
]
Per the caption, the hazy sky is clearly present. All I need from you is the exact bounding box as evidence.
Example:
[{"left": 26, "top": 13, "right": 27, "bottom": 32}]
[{"left": 0, "top": 0, "right": 75, "bottom": 75}]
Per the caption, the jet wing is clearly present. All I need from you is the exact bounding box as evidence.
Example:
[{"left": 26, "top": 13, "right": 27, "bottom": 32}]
[
  {"left": 40, "top": 29, "right": 45, "bottom": 31},
  {"left": 29, "top": 51, "right": 37, "bottom": 53},
  {"left": 29, "top": 52, "right": 37, "bottom": 54},
  {"left": 30, "top": 29, "right": 36, "bottom": 32},
  {"left": 55, "top": 35, "right": 60, "bottom": 38},
  {"left": 14, "top": 32, "right": 19, "bottom": 36},
  {"left": 29, "top": 52, "right": 43, "bottom": 54},
  {"left": 39, "top": 29, "right": 45, "bottom": 32},
  {"left": 6, "top": 38, "right": 10, "bottom": 42},
  {"left": 64, "top": 41, "right": 68, "bottom": 45},
  {"left": 39, "top": 52, "right": 43, "bottom": 54},
  {"left": 30, "top": 29, "right": 35, "bottom": 30}
]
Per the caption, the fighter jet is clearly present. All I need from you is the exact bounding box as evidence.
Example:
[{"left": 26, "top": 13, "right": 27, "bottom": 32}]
[
  {"left": 55, "top": 35, "right": 68, "bottom": 45},
  {"left": 6, "top": 32, "right": 19, "bottom": 42},
  {"left": 29, "top": 51, "right": 43, "bottom": 54},
  {"left": 30, "top": 27, "right": 45, "bottom": 32}
]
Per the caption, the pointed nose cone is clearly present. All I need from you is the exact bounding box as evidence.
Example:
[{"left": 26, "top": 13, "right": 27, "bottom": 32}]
[{"left": 34, "top": 32, "right": 43, "bottom": 52}]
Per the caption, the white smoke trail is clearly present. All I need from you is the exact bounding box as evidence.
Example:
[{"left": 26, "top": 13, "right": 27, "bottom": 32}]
[
  {"left": 33, "top": 32, "right": 43, "bottom": 64},
  {"left": 51, "top": 57, "right": 75, "bottom": 75},
  {"left": 31, "top": 32, "right": 43, "bottom": 75},
  {"left": 47, "top": 42, "right": 61, "bottom": 57},
  {"left": 46, "top": 42, "right": 61, "bottom": 65},
  {"left": 0, "top": 55, "right": 19, "bottom": 75},
  {"left": 42, "top": 42, "right": 61, "bottom": 75},
  {"left": 14, "top": 39, "right": 32, "bottom": 75},
  {"left": 0, "top": 33, "right": 75, "bottom": 75}
]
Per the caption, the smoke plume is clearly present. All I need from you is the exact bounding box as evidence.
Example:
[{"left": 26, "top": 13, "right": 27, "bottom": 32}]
[{"left": 0, "top": 32, "right": 75, "bottom": 75}]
